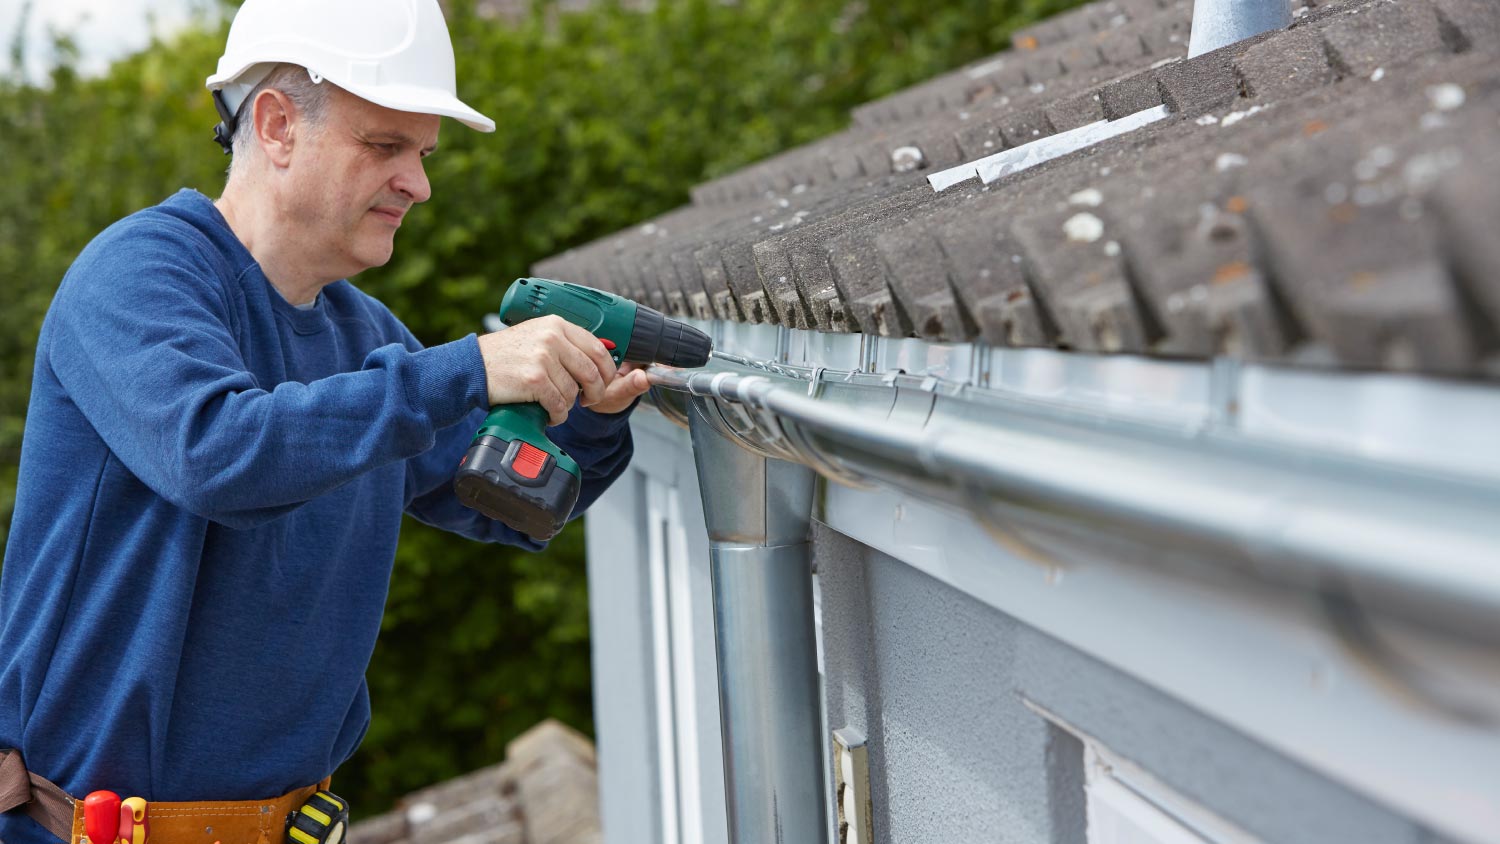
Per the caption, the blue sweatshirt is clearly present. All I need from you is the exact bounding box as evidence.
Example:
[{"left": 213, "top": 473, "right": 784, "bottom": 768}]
[{"left": 0, "top": 190, "right": 634, "bottom": 843}]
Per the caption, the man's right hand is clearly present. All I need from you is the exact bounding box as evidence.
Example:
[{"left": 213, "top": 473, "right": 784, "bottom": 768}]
[{"left": 477, "top": 316, "right": 618, "bottom": 425}]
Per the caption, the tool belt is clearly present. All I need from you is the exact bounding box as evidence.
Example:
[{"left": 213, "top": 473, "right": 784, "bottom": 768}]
[{"left": 0, "top": 750, "right": 331, "bottom": 844}]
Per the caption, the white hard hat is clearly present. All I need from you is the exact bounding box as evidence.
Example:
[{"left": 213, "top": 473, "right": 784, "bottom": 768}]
[{"left": 206, "top": 0, "right": 494, "bottom": 151}]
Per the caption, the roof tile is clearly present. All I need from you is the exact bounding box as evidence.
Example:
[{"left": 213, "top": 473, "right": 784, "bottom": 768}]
[
  {"left": 1430, "top": 0, "right": 1500, "bottom": 50},
  {"left": 1234, "top": 26, "right": 1336, "bottom": 100},
  {"left": 1321, "top": 0, "right": 1449, "bottom": 78},
  {"left": 1046, "top": 90, "right": 1109, "bottom": 132},
  {"left": 1098, "top": 68, "right": 1165, "bottom": 119},
  {"left": 535, "top": 0, "right": 1500, "bottom": 379}
]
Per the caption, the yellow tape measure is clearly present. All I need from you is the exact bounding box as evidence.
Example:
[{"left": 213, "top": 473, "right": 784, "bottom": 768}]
[{"left": 286, "top": 792, "right": 349, "bottom": 844}]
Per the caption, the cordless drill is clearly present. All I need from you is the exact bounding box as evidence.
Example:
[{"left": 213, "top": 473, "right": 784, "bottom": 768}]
[{"left": 455, "top": 278, "right": 713, "bottom": 539}]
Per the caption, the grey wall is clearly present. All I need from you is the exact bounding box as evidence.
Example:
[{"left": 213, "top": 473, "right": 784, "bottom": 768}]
[
  {"left": 587, "top": 416, "right": 728, "bottom": 844},
  {"left": 586, "top": 471, "right": 667, "bottom": 844},
  {"left": 814, "top": 524, "right": 1455, "bottom": 844},
  {"left": 591, "top": 412, "right": 1468, "bottom": 844}
]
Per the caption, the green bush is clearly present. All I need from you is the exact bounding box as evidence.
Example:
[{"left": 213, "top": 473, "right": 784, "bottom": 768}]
[{"left": 0, "top": 0, "right": 1080, "bottom": 815}]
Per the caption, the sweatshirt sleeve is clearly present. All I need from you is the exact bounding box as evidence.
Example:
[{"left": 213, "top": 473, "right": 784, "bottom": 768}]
[
  {"left": 45, "top": 227, "right": 490, "bottom": 529},
  {"left": 402, "top": 400, "right": 637, "bottom": 549}
]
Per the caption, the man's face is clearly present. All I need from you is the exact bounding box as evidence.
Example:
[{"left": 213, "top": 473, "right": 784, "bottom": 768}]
[{"left": 284, "top": 89, "right": 441, "bottom": 279}]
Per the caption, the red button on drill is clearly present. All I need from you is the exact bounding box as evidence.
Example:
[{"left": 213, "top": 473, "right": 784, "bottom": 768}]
[
  {"left": 512, "top": 442, "right": 548, "bottom": 480},
  {"left": 600, "top": 339, "right": 616, "bottom": 350}
]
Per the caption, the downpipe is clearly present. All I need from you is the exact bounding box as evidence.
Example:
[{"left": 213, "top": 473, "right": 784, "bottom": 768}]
[{"left": 686, "top": 394, "right": 828, "bottom": 844}]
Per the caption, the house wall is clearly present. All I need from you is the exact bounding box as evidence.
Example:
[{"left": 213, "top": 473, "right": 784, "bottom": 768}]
[
  {"left": 586, "top": 413, "right": 727, "bottom": 844},
  {"left": 586, "top": 405, "right": 1491, "bottom": 844},
  {"left": 815, "top": 525, "right": 1450, "bottom": 844}
]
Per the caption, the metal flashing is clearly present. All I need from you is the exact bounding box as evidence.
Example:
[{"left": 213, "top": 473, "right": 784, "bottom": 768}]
[{"left": 928, "top": 104, "right": 1172, "bottom": 192}]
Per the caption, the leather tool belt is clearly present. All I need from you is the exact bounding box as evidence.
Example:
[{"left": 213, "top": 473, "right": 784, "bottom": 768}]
[{"left": 1, "top": 750, "right": 330, "bottom": 844}]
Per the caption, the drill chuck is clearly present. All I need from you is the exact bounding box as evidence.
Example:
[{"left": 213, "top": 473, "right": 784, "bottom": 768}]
[{"left": 625, "top": 304, "right": 712, "bottom": 368}]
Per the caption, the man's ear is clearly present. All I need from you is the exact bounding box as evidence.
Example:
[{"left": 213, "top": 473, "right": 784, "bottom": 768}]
[{"left": 251, "top": 88, "right": 298, "bottom": 168}]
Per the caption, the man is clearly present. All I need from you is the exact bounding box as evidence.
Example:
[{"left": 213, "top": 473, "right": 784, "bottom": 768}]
[{"left": 0, "top": 1, "right": 648, "bottom": 841}]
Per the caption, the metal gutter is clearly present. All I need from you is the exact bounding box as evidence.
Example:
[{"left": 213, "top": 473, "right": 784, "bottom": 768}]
[{"left": 649, "top": 357, "right": 1500, "bottom": 649}]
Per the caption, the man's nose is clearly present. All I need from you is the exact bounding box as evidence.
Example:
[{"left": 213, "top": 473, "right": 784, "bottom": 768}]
[{"left": 393, "top": 155, "right": 432, "bottom": 204}]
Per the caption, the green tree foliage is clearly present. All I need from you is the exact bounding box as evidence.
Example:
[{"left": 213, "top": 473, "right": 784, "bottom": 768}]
[{"left": 0, "top": 0, "right": 1080, "bottom": 815}]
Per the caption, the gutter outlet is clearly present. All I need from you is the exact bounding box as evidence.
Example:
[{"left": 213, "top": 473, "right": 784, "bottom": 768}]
[{"left": 688, "top": 396, "right": 829, "bottom": 844}]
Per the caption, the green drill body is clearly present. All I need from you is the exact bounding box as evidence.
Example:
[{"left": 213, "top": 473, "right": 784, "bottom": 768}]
[{"left": 454, "top": 278, "right": 711, "bottom": 539}]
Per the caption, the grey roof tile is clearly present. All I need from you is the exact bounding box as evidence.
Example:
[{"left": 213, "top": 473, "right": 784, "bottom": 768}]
[
  {"left": 1234, "top": 26, "right": 1336, "bottom": 100},
  {"left": 535, "top": 0, "right": 1500, "bottom": 379},
  {"left": 1011, "top": 201, "right": 1161, "bottom": 353},
  {"left": 750, "top": 239, "right": 812, "bottom": 328},
  {"left": 1116, "top": 174, "right": 1301, "bottom": 359},
  {"left": 1012, "top": 3, "right": 1101, "bottom": 49},
  {"left": 1059, "top": 39, "right": 1109, "bottom": 74},
  {"left": 1135, "top": 10, "right": 1193, "bottom": 55},
  {"left": 1098, "top": 67, "right": 1165, "bottom": 118},
  {"left": 754, "top": 184, "right": 940, "bottom": 334},
  {"left": 1096, "top": 27, "right": 1154, "bottom": 65},
  {"left": 853, "top": 0, "right": 1190, "bottom": 131},
  {"left": 1046, "top": 89, "right": 1109, "bottom": 132},
  {"left": 1430, "top": 0, "right": 1500, "bottom": 51},
  {"left": 875, "top": 191, "right": 1044, "bottom": 344},
  {"left": 954, "top": 118, "right": 1011, "bottom": 160},
  {"left": 1155, "top": 41, "right": 1250, "bottom": 114},
  {"left": 1021, "top": 53, "right": 1070, "bottom": 85},
  {"left": 695, "top": 8, "right": 1196, "bottom": 206},
  {"left": 1321, "top": 0, "right": 1448, "bottom": 78},
  {"left": 998, "top": 106, "right": 1058, "bottom": 147},
  {"left": 872, "top": 222, "right": 975, "bottom": 341},
  {"left": 693, "top": 245, "right": 740, "bottom": 321}
]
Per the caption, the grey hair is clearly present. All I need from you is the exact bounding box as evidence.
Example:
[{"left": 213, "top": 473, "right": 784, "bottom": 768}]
[{"left": 227, "top": 64, "right": 333, "bottom": 175}]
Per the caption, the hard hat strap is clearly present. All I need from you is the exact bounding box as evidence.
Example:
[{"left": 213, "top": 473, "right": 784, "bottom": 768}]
[
  {"left": 210, "top": 63, "right": 278, "bottom": 155},
  {"left": 212, "top": 88, "right": 237, "bottom": 155}
]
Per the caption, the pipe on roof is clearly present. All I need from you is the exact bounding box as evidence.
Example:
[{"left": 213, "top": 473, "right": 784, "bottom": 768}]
[
  {"left": 649, "top": 362, "right": 1500, "bottom": 648},
  {"left": 1187, "top": 0, "right": 1292, "bottom": 57}
]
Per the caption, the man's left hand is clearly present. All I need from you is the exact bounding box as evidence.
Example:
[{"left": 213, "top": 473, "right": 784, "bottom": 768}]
[{"left": 584, "top": 362, "right": 651, "bottom": 415}]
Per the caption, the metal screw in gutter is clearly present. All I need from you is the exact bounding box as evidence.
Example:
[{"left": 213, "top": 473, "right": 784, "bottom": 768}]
[{"left": 1188, "top": 0, "right": 1292, "bottom": 57}]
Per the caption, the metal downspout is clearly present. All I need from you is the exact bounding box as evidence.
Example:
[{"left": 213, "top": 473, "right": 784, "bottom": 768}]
[
  {"left": 686, "top": 396, "right": 828, "bottom": 844},
  {"left": 1188, "top": 0, "right": 1292, "bottom": 57}
]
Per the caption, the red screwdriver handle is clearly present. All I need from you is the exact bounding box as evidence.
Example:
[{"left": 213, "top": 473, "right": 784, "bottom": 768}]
[{"left": 83, "top": 791, "right": 120, "bottom": 844}]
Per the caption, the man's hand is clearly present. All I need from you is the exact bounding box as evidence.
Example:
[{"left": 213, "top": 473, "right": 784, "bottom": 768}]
[
  {"left": 587, "top": 362, "right": 651, "bottom": 415},
  {"left": 478, "top": 316, "right": 615, "bottom": 425},
  {"left": 476, "top": 317, "right": 650, "bottom": 424}
]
